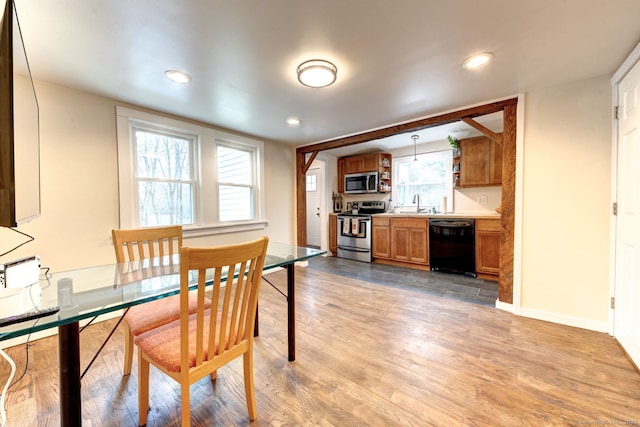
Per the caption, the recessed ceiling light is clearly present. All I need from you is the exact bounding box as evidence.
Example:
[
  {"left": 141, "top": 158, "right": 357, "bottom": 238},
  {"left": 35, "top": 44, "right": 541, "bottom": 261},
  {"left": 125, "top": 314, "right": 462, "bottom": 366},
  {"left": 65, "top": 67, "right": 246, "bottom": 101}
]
[
  {"left": 462, "top": 52, "right": 494, "bottom": 69},
  {"left": 164, "top": 70, "right": 192, "bottom": 83},
  {"left": 287, "top": 117, "right": 301, "bottom": 126},
  {"left": 297, "top": 59, "right": 337, "bottom": 88}
]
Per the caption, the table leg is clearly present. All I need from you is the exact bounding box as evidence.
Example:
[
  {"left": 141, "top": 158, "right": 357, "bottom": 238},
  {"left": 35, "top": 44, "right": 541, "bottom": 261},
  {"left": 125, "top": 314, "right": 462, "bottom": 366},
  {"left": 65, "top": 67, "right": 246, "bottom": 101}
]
[
  {"left": 286, "top": 263, "right": 295, "bottom": 361},
  {"left": 59, "top": 322, "right": 81, "bottom": 426}
]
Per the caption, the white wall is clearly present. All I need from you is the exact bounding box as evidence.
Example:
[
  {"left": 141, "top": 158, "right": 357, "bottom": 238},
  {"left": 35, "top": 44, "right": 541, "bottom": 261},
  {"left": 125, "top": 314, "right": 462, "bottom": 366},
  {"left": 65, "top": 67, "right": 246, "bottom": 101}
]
[
  {"left": 0, "top": 80, "right": 296, "bottom": 271},
  {"left": 519, "top": 75, "right": 612, "bottom": 330}
]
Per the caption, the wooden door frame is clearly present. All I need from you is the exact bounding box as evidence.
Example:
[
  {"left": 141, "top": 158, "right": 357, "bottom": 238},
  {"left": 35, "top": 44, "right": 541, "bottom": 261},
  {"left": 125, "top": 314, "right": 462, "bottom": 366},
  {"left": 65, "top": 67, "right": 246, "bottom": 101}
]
[{"left": 295, "top": 97, "right": 518, "bottom": 304}]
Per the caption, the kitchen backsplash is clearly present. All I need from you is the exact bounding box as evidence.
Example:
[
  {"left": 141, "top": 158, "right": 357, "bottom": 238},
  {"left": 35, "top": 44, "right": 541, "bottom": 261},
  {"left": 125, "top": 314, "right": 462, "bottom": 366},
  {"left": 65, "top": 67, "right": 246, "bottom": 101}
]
[{"left": 339, "top": 187, "right": 501, "bottom": 214}]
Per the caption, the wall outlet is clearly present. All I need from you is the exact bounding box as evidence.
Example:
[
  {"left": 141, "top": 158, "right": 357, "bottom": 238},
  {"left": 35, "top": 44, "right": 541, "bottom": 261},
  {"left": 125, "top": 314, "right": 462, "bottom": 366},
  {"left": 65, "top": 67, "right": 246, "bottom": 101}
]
[{"left": 477, "top": 195, "right": 488, "bottom": 204}]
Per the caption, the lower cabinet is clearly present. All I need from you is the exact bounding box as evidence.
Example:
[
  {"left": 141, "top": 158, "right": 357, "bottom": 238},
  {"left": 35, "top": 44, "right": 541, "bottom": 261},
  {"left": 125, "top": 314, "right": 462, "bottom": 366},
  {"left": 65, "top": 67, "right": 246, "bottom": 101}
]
[
  {"left": 329, "top": 213, "right": 337, "bottom": 255},
  {"left": 372, "top": 215, "right": 501, "bottom": 279},
  {"left": 475, "top": 218, "right": 500, "bottom": 280},
  {"left": 391, "top": 218, "right": 428, "bottom": 264},
  {"left": 373, "top": 216, "right": 428, "bottom": 267}
]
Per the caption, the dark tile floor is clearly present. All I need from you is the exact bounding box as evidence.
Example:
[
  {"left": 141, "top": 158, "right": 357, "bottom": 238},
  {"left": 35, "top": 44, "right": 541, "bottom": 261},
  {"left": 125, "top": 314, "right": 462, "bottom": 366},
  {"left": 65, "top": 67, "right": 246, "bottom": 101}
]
[{"left": 307, "top": 256, "right": 499, "bottom": 307}]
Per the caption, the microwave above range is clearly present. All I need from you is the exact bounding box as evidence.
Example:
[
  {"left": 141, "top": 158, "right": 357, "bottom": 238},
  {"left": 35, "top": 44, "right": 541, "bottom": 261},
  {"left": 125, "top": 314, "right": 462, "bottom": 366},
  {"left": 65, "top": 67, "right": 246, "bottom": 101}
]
[{"left": 344, "top": 172, "right": 378, "bottom": 194}]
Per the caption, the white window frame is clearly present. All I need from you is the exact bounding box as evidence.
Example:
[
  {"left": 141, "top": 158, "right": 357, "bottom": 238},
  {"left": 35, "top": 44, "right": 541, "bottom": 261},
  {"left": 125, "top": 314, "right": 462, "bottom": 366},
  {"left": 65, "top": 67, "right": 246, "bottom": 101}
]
[
  {"left": 116, "top": 106, "right": 266, "bottom": 236},
  {"left": 392, "top": 150, "right": 453, "bottom": 212}
]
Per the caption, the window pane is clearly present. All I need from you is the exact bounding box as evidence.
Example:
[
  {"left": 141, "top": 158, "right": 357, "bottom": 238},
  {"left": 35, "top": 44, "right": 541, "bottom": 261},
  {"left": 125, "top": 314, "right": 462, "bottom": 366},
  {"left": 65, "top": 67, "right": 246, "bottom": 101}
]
[
  {"left": 135, "top": 129, "right": 191, "bottom": 180},
  {"left": 218, "top": 145, "right": 252, "bottom": 185},
  {"left": 306, "top": 174, "right": 317, "bottom": 191},
  {"left": 219, "top": 185, "right": 253, "bottom": 221},
  {"left": 138, "top": 181, "right": 194, "bottom": 226}
]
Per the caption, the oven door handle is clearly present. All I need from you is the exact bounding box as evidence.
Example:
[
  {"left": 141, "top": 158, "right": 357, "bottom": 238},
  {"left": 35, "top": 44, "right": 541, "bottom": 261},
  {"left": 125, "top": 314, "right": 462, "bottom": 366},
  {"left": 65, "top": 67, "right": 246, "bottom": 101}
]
[{"left": 337, "top": 246, "right": 371, "bottom": 253}]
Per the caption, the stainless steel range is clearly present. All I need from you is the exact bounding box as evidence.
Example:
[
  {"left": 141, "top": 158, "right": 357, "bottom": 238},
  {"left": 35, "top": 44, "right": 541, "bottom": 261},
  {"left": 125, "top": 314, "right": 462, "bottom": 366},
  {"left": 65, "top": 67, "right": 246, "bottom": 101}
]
[{"left": 337, "top": 201, "right": 385, "bottom": 263}]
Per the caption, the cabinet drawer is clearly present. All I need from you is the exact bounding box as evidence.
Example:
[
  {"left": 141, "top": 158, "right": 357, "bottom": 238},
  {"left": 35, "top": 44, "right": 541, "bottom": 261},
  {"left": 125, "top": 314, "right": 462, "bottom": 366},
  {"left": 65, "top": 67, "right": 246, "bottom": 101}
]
[
  {"left": 391, "top": 218, "right": 427, "bottom": 229},
  {"left": 372, "top": 216, "right": 390, "bottom": 226},
  {"left": 476, "top": 218, "right": 501, "bottom": 232}
]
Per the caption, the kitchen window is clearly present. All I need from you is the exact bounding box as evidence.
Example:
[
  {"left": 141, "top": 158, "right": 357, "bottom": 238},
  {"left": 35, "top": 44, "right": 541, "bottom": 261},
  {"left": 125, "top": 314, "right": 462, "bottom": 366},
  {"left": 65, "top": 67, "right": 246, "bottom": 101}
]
[
  {"left": 116, "top": 107, "right": 266, "bottom": 235},
  {"left": 393, "top": 150, "right": 452, "bottom": 212}
]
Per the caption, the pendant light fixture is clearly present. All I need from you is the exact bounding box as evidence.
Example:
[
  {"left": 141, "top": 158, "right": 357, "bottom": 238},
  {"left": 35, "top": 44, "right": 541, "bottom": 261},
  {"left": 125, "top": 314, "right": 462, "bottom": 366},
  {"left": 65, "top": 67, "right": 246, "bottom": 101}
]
[{"left": 411, "top": 135, "right": 419, "bottom": 161}]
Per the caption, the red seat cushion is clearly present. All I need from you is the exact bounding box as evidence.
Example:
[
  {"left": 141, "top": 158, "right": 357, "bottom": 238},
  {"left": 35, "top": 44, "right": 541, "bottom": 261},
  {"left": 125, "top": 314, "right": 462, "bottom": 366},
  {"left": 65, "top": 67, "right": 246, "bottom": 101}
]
[
  {"left": 134, "top": 310, "right": 234, "bottom": 373},
  {"left": 123, "top": 293, "right": 210, "bottom": 336}
]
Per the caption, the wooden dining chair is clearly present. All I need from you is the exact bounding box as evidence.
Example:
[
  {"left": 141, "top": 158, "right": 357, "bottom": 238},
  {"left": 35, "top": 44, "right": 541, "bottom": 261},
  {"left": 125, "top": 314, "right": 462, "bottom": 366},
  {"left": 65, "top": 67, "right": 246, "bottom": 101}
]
[
  {"left": 112, "top": 225, "right": 210, "bottom": 376},
  {"left": 134, "top": 236, "right": 269, "bottom": 427}
]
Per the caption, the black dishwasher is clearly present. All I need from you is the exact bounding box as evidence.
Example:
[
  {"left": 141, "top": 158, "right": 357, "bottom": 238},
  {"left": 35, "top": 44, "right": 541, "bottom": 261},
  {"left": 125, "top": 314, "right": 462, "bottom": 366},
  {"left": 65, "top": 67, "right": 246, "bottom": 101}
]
[{"left": 429, "top": 218, "right": 476, "bottom": 277}]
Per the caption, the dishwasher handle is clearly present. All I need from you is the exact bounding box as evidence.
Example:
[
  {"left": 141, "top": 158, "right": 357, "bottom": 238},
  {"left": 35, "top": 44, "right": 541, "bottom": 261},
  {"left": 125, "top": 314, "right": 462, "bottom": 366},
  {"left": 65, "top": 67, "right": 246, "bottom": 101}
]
[{"left": 429, "top": 219, "right": 474, "bottom": 228}]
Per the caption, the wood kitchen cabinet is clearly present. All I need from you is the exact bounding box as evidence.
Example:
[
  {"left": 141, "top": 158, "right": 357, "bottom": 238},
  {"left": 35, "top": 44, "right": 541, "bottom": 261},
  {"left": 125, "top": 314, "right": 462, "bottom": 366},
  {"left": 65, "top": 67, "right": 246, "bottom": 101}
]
[
  {"left": 329, "top": 213, "right": 338, "bottom": 255},
  {"left": 475, "top": 218, "right": 500, "bottom": 281},
  {"left": 458, "top": 135, "right": 502, "bottom": 187},
  {"left": 372, "top": 216, "right": 391, "bottom": 259},
  {"left": 391, "top": 218, "right": 428, "bottom": 264},
  {"left": 338, "top": 152, "right": 392, "bottom": 193},
  {"left": 337, "top": 159, "right": 345, "bottom": 193}
]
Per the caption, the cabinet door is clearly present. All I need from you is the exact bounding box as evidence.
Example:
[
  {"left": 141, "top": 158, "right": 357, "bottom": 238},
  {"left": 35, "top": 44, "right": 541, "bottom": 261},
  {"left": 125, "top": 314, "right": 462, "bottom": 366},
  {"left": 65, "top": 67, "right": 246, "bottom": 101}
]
[
  {"left": 391, "top": 218, "right": 428, "bottom": 264},
  {"left": 361, "top": 154, "right": 378, "bottom": 172},
  {"left": 329, "top": 214, "right": 337, "bottom": 254},
  {"left": 476, "top": 231, "right": 500, "bottom": 275},
  {"left": 337, "top": 158, "right": 345, "bottom": 193},
  {"left": 489, "top": 141, "right": 503, "bottom": 185},
  {"left": 459, "top": 136, "right": 490, "bottom": 186},
  {"left": 408, "top": 227, "right": 428, "bottom": 264},
  {"left": 475, "top": 219, "right": 500, "bottom": 278},
  {"left": 372, "top": 218, "right": 391, "bottom": 259},
  {"left": 391, "top": 227, "right": 410, "bottom": 261},
  {"left": 344, "top": 156, "right": 363, "bottom": 174}
]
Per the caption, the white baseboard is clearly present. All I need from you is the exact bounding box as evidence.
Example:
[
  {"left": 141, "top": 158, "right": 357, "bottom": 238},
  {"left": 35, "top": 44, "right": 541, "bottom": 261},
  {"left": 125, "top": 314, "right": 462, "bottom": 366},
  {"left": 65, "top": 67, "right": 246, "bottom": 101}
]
[
  {"left": 495, "top": 299, "right": 513, "bottom": 313},
  {"left": 519, "top": 307, "right": 609, "bottom": 333},
  {"left": 495, "top": 299, "right": 608, "bottom": 333}
]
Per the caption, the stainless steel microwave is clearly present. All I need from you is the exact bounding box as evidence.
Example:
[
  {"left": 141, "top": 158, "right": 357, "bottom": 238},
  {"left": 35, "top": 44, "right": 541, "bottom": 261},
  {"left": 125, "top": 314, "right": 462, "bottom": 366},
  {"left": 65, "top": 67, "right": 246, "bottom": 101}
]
[{"left": 344, "top": 172, "right": 378, "bottom": 194}]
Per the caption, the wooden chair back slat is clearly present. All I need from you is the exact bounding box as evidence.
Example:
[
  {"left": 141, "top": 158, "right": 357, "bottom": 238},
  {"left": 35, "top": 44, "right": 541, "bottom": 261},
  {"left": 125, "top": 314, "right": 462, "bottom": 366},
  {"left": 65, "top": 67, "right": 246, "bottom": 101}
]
[{"left": 112, "top": 225, "right": 183, "bottom": 263}]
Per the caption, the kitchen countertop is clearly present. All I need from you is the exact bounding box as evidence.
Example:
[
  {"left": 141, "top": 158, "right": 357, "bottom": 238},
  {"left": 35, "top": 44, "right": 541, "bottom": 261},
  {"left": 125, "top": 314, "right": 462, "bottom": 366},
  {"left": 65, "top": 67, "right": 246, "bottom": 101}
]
[{"left": 373, "top": 212, "right": 501, "bottom": 219}]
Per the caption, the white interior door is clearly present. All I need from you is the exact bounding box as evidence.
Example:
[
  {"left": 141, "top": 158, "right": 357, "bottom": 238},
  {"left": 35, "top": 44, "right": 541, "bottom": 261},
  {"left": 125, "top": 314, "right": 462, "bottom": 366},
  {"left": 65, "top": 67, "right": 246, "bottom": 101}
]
[
  {"left": 306, "top": 168, "right": 321, "bottom": 247},
  {"left": 614, "top": 57, "right": 640, "bottom": 367}
]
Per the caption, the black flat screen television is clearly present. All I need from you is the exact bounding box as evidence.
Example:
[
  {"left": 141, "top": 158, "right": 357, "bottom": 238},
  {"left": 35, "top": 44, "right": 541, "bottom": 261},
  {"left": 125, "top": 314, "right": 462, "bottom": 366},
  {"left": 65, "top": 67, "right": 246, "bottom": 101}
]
[{"left": 0, "top": 0, "right": 40, "bottom": 228}]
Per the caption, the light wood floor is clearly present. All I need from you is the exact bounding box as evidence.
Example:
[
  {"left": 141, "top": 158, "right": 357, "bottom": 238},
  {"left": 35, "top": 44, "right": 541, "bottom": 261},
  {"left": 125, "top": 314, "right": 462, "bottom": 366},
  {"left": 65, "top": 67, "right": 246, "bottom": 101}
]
[{"left": 1, "top": 266, "right": 639, "bottom": 426}]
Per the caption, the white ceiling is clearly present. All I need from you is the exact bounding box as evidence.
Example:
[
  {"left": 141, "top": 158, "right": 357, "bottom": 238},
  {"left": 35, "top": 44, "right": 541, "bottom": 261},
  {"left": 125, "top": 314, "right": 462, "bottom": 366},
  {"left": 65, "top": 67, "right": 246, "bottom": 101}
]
[{"left": 10, "top": 0, "right": 640, "bottom": 156}]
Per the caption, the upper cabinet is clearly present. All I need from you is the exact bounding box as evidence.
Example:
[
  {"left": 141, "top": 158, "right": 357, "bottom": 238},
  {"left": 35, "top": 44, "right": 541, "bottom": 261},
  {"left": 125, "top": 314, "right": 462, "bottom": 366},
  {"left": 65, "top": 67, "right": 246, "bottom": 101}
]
[
  {"left": 344, "top": 153, "right": 378, "bottom": 174},
  {"left": 456, "top": 135, "right": 503, "bottom": 188},
  {"left": 338, "top": 152, "right": 391, "bottom": 193}
]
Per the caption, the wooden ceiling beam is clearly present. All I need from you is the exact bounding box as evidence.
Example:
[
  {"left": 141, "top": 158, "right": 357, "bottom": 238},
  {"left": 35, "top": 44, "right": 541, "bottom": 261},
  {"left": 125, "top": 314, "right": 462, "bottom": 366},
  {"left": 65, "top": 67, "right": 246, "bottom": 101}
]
[
  {"left": 296, "top": 97, "right": 517, "bottom": 154},
  {"left": 302, "top": 151, "right": 319, "bottom": 174},
  {"left": 461, "top": 117, "right": 504, "bottom": 145}
]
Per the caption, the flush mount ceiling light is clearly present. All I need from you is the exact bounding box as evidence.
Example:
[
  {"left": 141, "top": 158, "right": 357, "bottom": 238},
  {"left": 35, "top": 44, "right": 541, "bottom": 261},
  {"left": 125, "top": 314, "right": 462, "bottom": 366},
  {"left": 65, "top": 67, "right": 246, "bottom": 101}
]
[
  {"left": 411, "top": 134, "right": 419, "bottom": 161},
  {"left": 462, "top": 52, "right": 494, "bottom": 69},
  {"left": 297, "top": 59, "right": 337, "bottom": 88},
  {"left": 164, "top": 69, "right": 192, "bottom": 83}
]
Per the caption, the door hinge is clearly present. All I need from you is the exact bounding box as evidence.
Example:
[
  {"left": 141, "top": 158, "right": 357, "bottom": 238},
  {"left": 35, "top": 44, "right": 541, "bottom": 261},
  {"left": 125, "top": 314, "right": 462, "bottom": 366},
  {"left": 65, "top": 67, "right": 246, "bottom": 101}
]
[
  {"left": 614, "top": 106, "right": 619, "bottom": 120},
  {"left": 612, "top": 202, "right": 618, "bottom": 216},
  {"left": 611, "top": 297, "right": 615, "bottom": 309}
]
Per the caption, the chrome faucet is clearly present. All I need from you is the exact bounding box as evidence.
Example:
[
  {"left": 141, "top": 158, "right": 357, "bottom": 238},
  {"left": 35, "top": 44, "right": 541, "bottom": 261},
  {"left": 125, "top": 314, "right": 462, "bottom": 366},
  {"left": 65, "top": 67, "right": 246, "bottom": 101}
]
[{"left": 412, "top": 193, "right": 420, "bottom": 212}]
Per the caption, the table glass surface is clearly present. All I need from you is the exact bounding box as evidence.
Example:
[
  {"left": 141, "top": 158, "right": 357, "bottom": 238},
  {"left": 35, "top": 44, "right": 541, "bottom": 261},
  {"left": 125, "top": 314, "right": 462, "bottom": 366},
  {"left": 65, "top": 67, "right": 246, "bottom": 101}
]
[{"left": 0, "top": 242, "right": 324, "bottom": 341}]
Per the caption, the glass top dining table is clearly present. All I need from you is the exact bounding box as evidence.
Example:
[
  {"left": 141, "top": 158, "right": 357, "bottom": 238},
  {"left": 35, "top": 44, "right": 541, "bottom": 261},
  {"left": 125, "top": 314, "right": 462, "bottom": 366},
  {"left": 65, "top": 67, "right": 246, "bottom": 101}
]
[{"left": 0, "top": 241, "right": 325, "bottom": 426}]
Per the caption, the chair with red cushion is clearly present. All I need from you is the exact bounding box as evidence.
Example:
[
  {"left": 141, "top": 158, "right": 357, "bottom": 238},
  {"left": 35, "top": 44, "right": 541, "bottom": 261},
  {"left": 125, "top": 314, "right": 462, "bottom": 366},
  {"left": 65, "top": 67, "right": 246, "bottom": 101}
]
[
  {"left": 134, "top": 236, "right": 269, "bottom": 427},
  {"left": 112, "top": 225, "right": 210, "bottom": 376}
]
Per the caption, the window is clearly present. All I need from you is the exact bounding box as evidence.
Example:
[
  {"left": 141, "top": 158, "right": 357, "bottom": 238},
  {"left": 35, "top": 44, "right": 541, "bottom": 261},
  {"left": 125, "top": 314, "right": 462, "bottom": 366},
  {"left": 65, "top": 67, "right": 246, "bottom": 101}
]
[
  {"left": 393, "top": 150, "right": 452, "bottom": 211},
  {"left": 134, "top": 127, "right": 195, "bottom": 227},
  {"left": 116, "top": 107, "right": 266, "bottom": 235},
  {"left": 217, "top": 143, "right": 257, "bottom": 222},
  {"left": 305, "top": 173, "right": 317, "bottom": 192}
]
